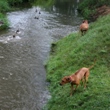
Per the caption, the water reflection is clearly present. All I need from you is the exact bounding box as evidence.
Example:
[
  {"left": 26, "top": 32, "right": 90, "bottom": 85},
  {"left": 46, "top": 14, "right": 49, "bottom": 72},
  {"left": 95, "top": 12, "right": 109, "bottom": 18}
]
[{"left": 36, "top": 0, "right": 82, "bottom": 16}]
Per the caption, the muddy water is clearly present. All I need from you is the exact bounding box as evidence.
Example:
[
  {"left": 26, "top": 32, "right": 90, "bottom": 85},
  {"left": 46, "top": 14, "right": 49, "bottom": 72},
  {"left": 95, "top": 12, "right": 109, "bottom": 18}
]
[{"left": 0, "top": 2, "right": 82, "bottom": 110}]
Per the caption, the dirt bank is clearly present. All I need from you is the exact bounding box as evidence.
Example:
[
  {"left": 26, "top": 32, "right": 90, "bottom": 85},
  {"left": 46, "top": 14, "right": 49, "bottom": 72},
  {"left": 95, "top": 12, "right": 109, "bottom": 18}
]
[{"left": 92, "top": 5, "right": 110, "bottom": 20}]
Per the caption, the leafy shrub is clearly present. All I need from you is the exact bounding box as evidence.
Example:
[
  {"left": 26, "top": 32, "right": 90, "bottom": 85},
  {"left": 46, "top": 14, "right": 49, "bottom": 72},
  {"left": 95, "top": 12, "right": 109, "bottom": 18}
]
[{"left": 0, "top": 1, "right": 10, "bottom": 12}]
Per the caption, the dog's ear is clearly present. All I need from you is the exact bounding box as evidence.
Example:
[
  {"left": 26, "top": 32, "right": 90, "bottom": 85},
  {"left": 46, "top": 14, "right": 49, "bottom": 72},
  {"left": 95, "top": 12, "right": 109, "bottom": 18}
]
[{"left": 82, "top": 20, "right": 85, "bottom": 23}]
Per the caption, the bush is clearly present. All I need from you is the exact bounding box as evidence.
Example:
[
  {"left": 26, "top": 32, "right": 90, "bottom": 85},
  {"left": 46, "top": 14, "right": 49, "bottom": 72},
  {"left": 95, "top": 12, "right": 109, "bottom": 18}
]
[{"left": 0, "top": 1, "right": 10, "bottom": 12}]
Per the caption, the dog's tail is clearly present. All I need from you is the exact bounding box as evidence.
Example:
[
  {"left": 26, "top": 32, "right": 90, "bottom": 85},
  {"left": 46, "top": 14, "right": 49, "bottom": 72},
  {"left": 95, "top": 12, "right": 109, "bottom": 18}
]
[{"left": 88, "top": 59, "right": 96, "bottom": 70}]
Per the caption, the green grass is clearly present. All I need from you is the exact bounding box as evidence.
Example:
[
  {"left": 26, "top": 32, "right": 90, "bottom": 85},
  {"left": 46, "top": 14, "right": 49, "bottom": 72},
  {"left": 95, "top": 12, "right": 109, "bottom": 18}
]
[
  {"left": 0, "top": 13, "right": 9, "bottom": 30},
  {"left": 44, "top": 14, "right": 110, "bottom": 110}
]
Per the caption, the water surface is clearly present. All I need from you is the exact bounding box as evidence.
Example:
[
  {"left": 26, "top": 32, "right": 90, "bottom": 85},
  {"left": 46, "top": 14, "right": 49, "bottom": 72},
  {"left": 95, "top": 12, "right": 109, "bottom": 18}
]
[{"left": 0, "top": 1, "right": 82, "bottom": 110}]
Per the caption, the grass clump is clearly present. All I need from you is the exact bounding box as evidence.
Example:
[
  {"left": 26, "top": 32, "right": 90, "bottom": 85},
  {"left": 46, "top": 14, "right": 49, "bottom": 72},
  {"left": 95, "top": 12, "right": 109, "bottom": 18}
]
[
  {"left": 44, "top": 14, "right": 110, "bottom": 110},
  {"left": 0, "top": 13, "right": 9, "bottom": 30}
]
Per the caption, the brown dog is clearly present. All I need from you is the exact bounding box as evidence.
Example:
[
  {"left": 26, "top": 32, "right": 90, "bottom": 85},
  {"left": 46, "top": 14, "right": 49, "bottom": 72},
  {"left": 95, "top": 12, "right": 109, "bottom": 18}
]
[
  {"left": 60, "top": 62, "right": 95, "bottom": 96},
  {"left": 79, "top": 20, "right": 89, "bottom": 36}
]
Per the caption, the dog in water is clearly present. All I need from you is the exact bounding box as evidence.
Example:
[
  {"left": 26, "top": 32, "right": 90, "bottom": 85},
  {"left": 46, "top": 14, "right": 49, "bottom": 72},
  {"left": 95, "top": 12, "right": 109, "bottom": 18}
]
[{"left": 13, "top": 29, "right": 20, "bottom": 38}]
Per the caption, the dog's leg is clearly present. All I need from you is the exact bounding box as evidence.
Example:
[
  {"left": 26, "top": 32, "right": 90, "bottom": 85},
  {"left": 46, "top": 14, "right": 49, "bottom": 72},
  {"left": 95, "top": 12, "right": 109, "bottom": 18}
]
[
  {"left": 74, "top": 84, "right": 78, "bottom": 91},
  {"left": 70, "top": 84, "right": 74, "bottom": 96},
  {"left": 81, "top": 78, "right": 85, "bottom": 87},
  {"left": 84, "top": 71, "right": 90, "bottom": 88},
  {"left": 84, "top": 30, "right": 87, "bottom": 35},
  {"left": 70, "top": 84, "right": 78, "bottom": 96},
  {"left": 81, "top": 30, "right": 83, "bottom": 36}
]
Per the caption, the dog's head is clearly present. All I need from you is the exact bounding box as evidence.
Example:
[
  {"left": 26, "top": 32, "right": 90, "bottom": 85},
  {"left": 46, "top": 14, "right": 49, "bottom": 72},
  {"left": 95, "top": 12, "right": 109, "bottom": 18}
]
[
  {"left": 82, "top": 20, "right": 88, "bottom": 24},
  {"left": 59, "top": 76, "right": 72, "bottom": 86}
]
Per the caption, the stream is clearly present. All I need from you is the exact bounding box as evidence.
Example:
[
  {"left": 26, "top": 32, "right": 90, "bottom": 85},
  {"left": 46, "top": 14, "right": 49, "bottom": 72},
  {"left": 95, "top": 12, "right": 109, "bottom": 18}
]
[{"left": 0, "top": 1, "right": 82, "bottom": 110}]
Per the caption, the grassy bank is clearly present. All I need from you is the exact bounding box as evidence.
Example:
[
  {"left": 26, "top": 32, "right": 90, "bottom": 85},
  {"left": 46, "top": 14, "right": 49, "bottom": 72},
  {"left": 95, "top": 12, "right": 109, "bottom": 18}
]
[
  {"left": 45, "top": 14, "right": 110, "bottom": 110},
  {"left": 78, "top": 0, "right": 110, "bottom": 19},
  {"left": 0, "top": 13, "right": 9, "bottom": 30},
  {"left": 0, "top": 0, "right": 10, "bottom": 30}
]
